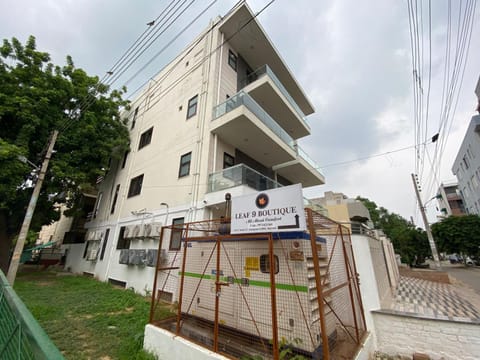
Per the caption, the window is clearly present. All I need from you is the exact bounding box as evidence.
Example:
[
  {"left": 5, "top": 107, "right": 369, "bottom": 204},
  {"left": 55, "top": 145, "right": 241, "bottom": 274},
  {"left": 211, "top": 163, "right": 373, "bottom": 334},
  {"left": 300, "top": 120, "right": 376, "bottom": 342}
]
[
  {"left": 111, "top": 184, "right": 120, "bottom": 214},
  {"left": 260, "top": 254, "right": 279, "bottom": 274},
  {"left": 178, "top": 152, "right": 192, "bottom": 178},
  {"left": 131, "top": 107, "right": 138, "bottom": 129},
  {"left": 472, "top": 175, "right": 478, "bottom": 189},
  {"left": 228, "top": 49, "right": 237, "bottom": 71},
  {"left": 100, "top": 229, "right": 110, "bottom": 260},
  {"left": 121, "top": 150, "right": 129, "bottom": 169},
  {"left": 463, "top": 155, "right": 470, "bottom": 169},
  {"left": 127, "top": 174, "right": 144, "bottom": 197},
  {"left": 223, "top": 153, "right": 235, "bottom": 169},
  {"left": 138, "top": 127, "right": 153, "bottom": 150},
  {"left": 186, "top": 95, "right": 198, "bottom": 119},
  {"left": 169, "top": 218, "right": 184, "bottom": 250},
  {"left": 116, "top": 226, "right": 131, "bottom": 250}
]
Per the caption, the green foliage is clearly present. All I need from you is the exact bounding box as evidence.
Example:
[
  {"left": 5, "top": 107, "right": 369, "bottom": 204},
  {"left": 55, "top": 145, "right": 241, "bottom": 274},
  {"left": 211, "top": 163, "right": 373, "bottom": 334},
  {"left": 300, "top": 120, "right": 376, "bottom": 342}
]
[
  {"left": 431, "top": 215, "right": 480, "bottom": 257},
  {"left": 0, "top": 35, "right": 130, "bottom": 259},
  {"left": 14, "top": 271, "right": 167, "bottom": 360},
  {"left": 356, "top": 196, "right": 431, "bottom": 265}
]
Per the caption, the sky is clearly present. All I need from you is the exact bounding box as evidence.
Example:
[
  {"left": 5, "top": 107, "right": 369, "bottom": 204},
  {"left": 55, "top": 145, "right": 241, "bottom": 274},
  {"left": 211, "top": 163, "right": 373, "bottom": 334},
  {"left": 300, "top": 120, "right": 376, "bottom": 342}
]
[{"left": 1, "top": 0, "right": 479, "bottom": 226}]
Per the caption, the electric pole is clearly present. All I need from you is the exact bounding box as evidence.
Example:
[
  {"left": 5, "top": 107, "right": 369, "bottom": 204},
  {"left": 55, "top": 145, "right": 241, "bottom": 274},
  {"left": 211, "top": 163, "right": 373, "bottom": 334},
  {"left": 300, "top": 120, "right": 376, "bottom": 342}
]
[
  {"left": 411, "top": 173, "right": 441, "bottom": 269},
  {"left": 7, "top": 130, "right": 59, "bottom": 285}
]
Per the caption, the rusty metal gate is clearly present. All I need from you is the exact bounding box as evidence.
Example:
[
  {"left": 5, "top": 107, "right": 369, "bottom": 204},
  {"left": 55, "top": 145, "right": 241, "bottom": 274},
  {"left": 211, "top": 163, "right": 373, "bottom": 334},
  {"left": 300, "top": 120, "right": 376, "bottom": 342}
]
[{"left": 150, "top": 209, "right": 367, "bottom": 359}]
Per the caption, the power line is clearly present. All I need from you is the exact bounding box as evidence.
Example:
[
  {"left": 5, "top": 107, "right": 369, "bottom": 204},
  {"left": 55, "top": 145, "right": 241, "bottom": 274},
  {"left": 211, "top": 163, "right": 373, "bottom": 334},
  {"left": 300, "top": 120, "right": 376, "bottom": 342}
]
[
  {"left": 318, "top": 141, "right": 433, "bottom": 169},
  {"left": 58, "top": 0, "right": 201, "bottom": 133}
]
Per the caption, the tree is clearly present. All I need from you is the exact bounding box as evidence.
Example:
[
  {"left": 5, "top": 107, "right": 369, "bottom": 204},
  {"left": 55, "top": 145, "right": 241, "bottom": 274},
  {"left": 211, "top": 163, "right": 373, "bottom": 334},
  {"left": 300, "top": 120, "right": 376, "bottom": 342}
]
[
  {"left": 356, "top": 196, "right": 431, "bottom": 265},
  {"left": 431, "top": 215, "right": 480, "bottom": 258},
  {"left": 0, "top": 36, "right": 130, "bottom": 273}
]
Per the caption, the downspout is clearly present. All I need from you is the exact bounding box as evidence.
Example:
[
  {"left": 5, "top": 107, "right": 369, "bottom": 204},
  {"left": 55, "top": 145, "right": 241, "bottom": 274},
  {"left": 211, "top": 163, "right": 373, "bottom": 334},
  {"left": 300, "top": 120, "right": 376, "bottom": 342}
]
[{"left": 190, "top": 19, "right": 215, "bottom": 222}]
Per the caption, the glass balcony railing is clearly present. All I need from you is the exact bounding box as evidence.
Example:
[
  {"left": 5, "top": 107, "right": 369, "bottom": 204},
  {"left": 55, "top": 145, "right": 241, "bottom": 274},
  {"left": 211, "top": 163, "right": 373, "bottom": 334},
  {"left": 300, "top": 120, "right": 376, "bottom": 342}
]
[
  {"left": 213, "top": 91, "right": 296, "bottom": 151},
  {"left": 296, "top": 144, "right": 324, "bottom": 176},
  {"left": 207, "top": 163, "right": 281, "bottom": 193},
  {"left": 239, "top": 65, "right": 310, "bottom": 129}
]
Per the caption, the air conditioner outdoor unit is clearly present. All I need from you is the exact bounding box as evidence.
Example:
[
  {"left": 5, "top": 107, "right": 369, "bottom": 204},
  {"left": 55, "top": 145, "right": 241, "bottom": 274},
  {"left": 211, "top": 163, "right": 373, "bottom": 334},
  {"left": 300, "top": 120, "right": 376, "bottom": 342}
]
[
  {"left": 86, "top": 249, "right": 98, "bottom": 261},
  {"left": 143, "top": 224, "right": 153, "bottom": 239},
  {"left": 123, "top": 225, "right": 134, "bottom": 239},
  {"left": 146, "top": 249, "right": 157, "bottom": 267},
  {"left": 132, "top": 224, "right": 143, "bottom": 239},
  {"left": 159, "top": 249, "right": 169, "bottom": 265},
  {"left": 129, "top": 249, "right": 146, "bottom": 265},
  {"left": 144, "top": 223, "right": 161, "bottom": 239},
  {"left": 119, "top": 249, "right": 129, "bottom": 264}
]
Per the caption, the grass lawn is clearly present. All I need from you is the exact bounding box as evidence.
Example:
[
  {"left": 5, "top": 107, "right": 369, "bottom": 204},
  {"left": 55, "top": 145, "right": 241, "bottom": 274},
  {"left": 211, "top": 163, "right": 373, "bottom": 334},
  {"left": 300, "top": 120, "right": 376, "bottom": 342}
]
[{"left": 14, "top": 269, "right": 172, "bottom": 360}]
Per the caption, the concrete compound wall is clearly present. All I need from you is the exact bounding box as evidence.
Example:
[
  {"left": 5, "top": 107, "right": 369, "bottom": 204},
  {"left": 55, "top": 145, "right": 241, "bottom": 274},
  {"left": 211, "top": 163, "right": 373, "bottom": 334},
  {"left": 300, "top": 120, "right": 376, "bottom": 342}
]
[
  {"left": 144, "top": 324, "right": 229, "bottom": 360},
  {"left": 373, "top": 311, "right": 480, "bottom": 360}
]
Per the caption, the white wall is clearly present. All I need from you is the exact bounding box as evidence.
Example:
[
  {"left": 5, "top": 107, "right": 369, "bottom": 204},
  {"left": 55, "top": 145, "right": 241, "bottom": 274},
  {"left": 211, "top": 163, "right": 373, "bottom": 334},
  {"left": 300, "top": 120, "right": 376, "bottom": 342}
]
[
  {"left": 350, "top": 234, "right": 381, "bottom": 333},
  {"left": 373, "top": 311, "right": 480, "bottom": 360},
  {"left": 144, "top": 324, "right": 229, "bottom": 360}
]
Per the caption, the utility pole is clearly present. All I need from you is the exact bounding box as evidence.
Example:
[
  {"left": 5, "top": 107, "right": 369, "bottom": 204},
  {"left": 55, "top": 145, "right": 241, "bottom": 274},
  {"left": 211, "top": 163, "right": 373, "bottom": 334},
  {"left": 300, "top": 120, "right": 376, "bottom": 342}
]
[
  {"left": 411, "top": 173, "right": 441, "bottom": 269},
  {"left": 7, "top": 130, "right": 59, "bottom": 285}
]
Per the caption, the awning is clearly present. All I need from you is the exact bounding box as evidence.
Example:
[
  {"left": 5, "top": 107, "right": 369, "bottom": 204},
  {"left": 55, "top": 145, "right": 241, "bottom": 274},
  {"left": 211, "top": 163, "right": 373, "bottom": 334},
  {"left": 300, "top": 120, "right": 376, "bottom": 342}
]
[
  {"left": 20, "top": 241, "right": 57, "bottom": 263},
  {"left": 25, "top": 241, "right": 57, "bottom": 251}
]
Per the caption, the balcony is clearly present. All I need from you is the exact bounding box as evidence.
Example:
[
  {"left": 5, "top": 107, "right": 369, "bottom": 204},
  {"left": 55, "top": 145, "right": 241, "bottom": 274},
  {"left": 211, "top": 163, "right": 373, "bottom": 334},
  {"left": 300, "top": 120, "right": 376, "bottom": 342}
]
[
  {"left": 239, "top": 65, "right": 310, "bottom": 138},
  {"left": 207, "top": 163, "right": 280, "bottom": 193},
  {"left": 212, "top": 91, "right": 296, "bottom": 168},
  {"left": 205, "top": 164, "right": 326, "bottom": 213},
  {"left": 212, "top": 92, "right": 325, "bottom": 187},
  {"left": 273, "top": 144, "right": 325, "bottom": 186}
]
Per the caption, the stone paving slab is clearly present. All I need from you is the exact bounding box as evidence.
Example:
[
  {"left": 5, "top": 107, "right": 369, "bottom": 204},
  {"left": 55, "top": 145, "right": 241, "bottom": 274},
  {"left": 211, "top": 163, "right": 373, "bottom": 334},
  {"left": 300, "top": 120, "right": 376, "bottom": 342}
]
[{"left": 390, "top": 275, "right": 480, "bottom": 323}]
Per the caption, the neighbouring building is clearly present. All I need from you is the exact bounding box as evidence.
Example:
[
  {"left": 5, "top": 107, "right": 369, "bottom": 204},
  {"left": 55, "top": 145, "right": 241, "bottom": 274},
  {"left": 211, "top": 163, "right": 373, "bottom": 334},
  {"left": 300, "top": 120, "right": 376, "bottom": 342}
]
[
  {"left": 452, "top": 76, "right": 480, "bottom": 215},
  {"left": 436, "top": 182, "right": 466, "bottom": 217},
  {"left": 38, "top": 194, "right": 96, "bottom": 245},
  {"left": 452, "top": 115, "right": 480, "bottom": 215},
  {"left": 309, "top": 191, "right": 372, "bottom": 230},
  {"left": 64, "top": 3, "right": 325, "bottom": 295}
]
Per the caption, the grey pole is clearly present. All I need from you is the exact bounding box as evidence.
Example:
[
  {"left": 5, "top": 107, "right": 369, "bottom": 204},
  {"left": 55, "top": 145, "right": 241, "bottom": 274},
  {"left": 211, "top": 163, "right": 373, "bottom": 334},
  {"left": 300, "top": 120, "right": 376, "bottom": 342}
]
[{"left": 7, "top": 130, "right": 59, "bottom": 285}]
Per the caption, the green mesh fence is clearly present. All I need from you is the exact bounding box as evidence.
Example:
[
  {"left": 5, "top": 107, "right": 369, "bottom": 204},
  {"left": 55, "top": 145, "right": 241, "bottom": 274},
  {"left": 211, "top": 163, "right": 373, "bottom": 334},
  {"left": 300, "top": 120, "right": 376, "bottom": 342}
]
[{"left": 0, "top": 270, "right": 64, "bottom": 360}]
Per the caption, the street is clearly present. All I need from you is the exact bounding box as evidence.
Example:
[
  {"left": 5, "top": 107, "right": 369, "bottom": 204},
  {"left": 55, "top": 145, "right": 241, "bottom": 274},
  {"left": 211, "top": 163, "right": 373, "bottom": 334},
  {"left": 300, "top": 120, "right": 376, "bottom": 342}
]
[{"left": 442, "top": 264, "right": 480, "bottom": 294}]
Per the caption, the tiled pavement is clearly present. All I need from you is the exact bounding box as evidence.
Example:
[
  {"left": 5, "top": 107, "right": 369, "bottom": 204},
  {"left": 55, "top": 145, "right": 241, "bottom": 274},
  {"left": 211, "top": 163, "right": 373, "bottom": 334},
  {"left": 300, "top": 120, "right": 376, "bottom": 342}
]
[{"left": 390, "top": 275, "right": 480, "bottom": 323}]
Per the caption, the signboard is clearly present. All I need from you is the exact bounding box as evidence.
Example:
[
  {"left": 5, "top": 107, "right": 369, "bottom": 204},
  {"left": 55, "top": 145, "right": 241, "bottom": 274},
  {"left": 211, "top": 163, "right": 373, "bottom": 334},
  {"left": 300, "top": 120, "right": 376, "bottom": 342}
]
[{"left": 231, "top": 184, "right": 306, "bottom": 234}]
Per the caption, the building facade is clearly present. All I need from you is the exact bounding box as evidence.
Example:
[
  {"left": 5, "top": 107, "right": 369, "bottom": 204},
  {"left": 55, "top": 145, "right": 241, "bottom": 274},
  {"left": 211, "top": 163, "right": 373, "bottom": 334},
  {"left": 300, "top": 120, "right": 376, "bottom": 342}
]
[
  {"left": 310, "top": 191, "right": 371, "bottom": 224},
  {"left": 64, "top": 3, "right": 325, "bottom": 295},
  {"left": 436, "top": 182, "right": 466, "bottom": 217},
  {"left": 452, "top": 115, "right": 480, "bottom": 215}
]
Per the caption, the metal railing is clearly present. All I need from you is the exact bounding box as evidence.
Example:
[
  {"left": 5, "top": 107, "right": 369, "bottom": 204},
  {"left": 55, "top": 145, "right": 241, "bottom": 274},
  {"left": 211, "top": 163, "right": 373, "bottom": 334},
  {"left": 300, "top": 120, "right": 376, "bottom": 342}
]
[
  {"left": 0, "top": 270, "right": 64, "bottom": 360},
  {"left": 213, "top": 91, "right": 296, "bottom": 151},
  {"left": 207, "top": 163, "right": 281, "bottom": 193},
  {"left": 239, "top": 64, "right": 310, "bottom": 129}
]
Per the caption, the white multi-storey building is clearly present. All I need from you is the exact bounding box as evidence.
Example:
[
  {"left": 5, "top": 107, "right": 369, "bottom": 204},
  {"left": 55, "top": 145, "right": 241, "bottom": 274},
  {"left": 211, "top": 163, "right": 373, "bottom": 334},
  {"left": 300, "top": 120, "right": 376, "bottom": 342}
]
[
  {"left": 451, "top": 76, "right": 480, "bottom": 215},
  {"left": 65, "top": 3, "right": 325, "bottom": 296}
]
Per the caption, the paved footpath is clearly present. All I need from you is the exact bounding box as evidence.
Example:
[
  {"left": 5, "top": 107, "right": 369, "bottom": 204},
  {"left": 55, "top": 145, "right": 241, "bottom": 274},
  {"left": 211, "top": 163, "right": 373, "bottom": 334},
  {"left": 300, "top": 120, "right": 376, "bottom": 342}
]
[{"left": 390, "top": 275, "right": 480, "bottom": 323}]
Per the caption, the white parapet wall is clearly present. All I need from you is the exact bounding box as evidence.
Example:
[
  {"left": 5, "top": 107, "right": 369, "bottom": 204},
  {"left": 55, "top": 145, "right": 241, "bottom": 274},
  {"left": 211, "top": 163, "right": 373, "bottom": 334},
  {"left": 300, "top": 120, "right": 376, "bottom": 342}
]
[
  {"left": 373, "top": 311, "right": 480, "bottom": 360},
  {"left": 144, "top": 324, "right": 229, "bottom": 360}
]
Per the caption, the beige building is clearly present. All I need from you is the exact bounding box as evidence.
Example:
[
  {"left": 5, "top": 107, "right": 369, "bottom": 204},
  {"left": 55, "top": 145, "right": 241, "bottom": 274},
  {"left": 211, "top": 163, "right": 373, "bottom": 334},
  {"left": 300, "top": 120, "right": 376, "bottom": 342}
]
[
  {"left": 65, "top": 3, "right": 325, "bottom": 295},
  {"left": 309, "top": 191, "right": 372, "bottom": 231}
]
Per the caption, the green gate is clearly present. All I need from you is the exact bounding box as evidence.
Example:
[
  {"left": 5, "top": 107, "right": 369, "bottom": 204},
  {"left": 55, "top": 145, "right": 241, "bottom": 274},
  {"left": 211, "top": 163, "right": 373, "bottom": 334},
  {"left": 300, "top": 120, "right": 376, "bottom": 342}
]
[{"left": 0, "top": 270, "right": 64, "bottom": 360}]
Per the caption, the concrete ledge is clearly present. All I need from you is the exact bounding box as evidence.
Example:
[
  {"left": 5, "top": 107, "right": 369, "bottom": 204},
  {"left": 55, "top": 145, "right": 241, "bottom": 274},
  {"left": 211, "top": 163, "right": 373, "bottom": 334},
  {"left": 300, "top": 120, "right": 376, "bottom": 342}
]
[
  {"left": 144, "top": 324, "right": 229, "bottom": 360},
  {"left": 373, "top": 309, "right": 480, "bottom": 325},
  {"left": 399, "top": 268, "right": 450, "bottom": 284}
]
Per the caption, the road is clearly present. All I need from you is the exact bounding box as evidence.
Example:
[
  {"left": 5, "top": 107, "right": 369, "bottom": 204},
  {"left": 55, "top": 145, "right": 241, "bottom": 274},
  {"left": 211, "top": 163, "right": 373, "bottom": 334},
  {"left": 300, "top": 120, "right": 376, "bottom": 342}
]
[{"left": 442, "top": 264, "right": 480, "bottom": 294}]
